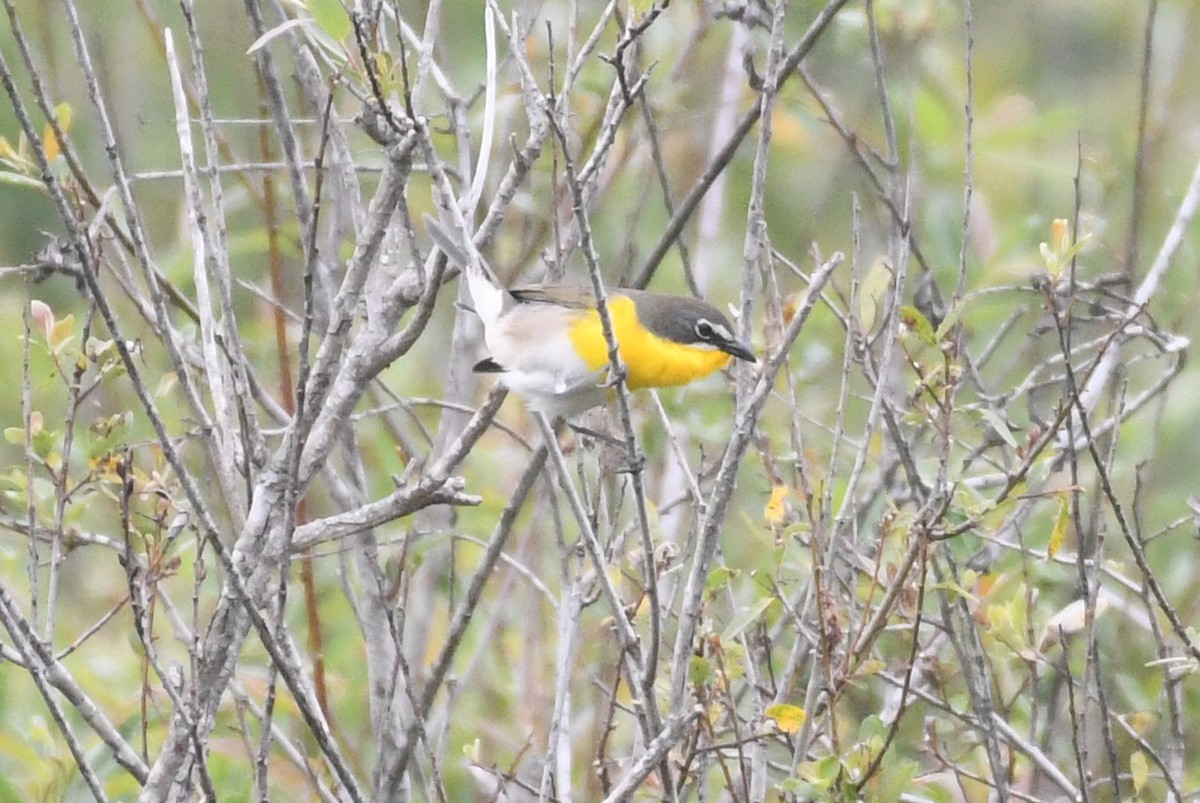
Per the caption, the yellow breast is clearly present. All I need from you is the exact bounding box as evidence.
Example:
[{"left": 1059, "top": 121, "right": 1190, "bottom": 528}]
[{"left": 567, "top": 296, "right": 732, "bottom": 389}]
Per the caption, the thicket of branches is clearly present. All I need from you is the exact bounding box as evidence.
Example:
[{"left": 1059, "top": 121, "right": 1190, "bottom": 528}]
[{"left": 1, "top": 0, "right": 1198, "bottom": 801}]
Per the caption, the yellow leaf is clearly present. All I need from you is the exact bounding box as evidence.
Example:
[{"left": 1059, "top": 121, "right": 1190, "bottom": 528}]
[
  {"left": 1130, "top": 749, "right": 1148, "bottom": 795},
  {"left": 42, "top": 102, "right": 72, "bottom": 162},
  {"left": 765, "top": 703, "right": 806, "bottom": 734},
  {"left": 42, "top": 125, "right": 59, "bottom": 162},
  {"left": 50, "top": 314, "right": 76, "bottom": 351},
  {"left": 764, "top": 484, "right": 788, "bottom": 525},
  {"left": 1047, "top": 494, "right": 1069, "bottom": 560}
]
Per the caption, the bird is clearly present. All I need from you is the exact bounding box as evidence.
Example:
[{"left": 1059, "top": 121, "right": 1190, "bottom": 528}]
[{"left": 426, "top": 214, "right": 756, "bottom": 417}]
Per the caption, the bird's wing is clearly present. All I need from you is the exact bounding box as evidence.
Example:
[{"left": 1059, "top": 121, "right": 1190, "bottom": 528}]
[{"left": 509, "top": 283, "right": 598, "bottom": 310}]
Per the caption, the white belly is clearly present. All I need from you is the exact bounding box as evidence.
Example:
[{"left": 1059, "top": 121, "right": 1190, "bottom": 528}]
[{"left": 485, "top": 306, "right": 609, "bottom": 416}]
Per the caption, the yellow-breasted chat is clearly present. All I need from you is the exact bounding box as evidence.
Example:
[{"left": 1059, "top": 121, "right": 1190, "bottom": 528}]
[{"left": 426, "top": 215, "right": 756, "bottom": 417}]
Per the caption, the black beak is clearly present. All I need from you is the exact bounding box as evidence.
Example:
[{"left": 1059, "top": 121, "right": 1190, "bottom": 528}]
[{"left": 721, "top": 338, "right": 757, "bottom": 363}]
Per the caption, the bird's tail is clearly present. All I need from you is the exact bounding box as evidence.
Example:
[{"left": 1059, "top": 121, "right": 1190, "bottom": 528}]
[{"left": 424, "top": 213, "right": 507, "bottom": 329}]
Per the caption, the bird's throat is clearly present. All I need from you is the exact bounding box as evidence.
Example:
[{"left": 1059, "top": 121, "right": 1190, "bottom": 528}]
[{"left": 568, "top": 297, "right": 733, "bottom": 389}]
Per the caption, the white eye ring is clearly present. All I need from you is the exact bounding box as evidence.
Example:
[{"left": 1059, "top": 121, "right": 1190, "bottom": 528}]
[{"left": 695, "top": 320, "right": 715, "bottom": 340}]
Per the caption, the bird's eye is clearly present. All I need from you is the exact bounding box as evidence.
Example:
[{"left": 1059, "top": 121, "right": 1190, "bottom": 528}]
[{"left": 695, "top": 320, "right": 715, "bottom": 340}]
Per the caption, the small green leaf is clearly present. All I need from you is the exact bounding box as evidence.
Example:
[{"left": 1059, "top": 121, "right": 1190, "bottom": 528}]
[
  {"left": 1130, "top": 749, "right": 1148, "bottom": 795},
  {"left": 929, "top": 578, "right": 976, "bottom": 602},
  {"left": 32, "top": 427, "right": 58, "bottom": 459},
  {"left": 899, "top": 305, "right": 937, "bottom": 347},
  {"left": 856, "top": 714, "right": 888, "bottom": 745},
  {"left": 462, "top": 738, "right": 481, "bottom": 763},
  {"left": 1048, "top": 493, "right": 1069, "bottom": 560},
  {"left": 689, "top": 654, "right": 715, "bottom": 685},
  {"left": 800, "top": 755, "right": 842, "bottom": 787},
  {"left": 704, "top": 565, "right": 737, "bottom": 598},
  {"left": 979, "top": 408, "right": 1018, "bottom": 449}
]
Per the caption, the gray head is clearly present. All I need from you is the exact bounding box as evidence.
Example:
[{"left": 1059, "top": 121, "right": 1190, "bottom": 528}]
[{"left": 625, "top": 290, "right": 756, "bottom": 362}]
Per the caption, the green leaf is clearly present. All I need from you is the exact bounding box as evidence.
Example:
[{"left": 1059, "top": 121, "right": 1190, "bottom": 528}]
[
  {"left": 704, "top": 565, "right": 738, "bottom": 598},
  {"left": 986, "top": 597, "right": 1028, "bottom": 656},
  {"left": 722, "top": 597, "right": 777, "bottom": 641},
  {"left": 0, "top": 169, "right": 44, "bottom": 190},
  {"left": 800, "top": 755, "right": 842, "bottom": 788},
  {"left": 929, "top": 577, "right": 976, "bottom": 602},
  {"left": 900, "top": 305, "right": 937, "bottom": 347},
  {"left": 856, "top": 258, "right": 893, "bottom": 336},
  {"left": 874, "top": 757, "right": 918, "bottom": 803},
  {"left": 979, "top": 408, "right": 1018, "bottom": 449},
  {"left": 31, "top": 428, "right": 58, "bottom": 461},
  {"left": 933, "top": 302, "right": 963, "bottom": 341},
  {"left": 689, "top": 654, "right": 715, "bottom": 686},
  {"left": 856, "top": 714, "right": 888, "bottom": 745},
  {"left": 1048, "top": 493, "right": 1069, "bottom": 560},
  {"left": 777, "top": 777, "right": 833, "bottom": 801},
  {"left": 308, "top": 0, "right": 352, "bottom": 42},
  {"left": 1130, "top": 749, "right": 1148, "bottom": 795}
]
